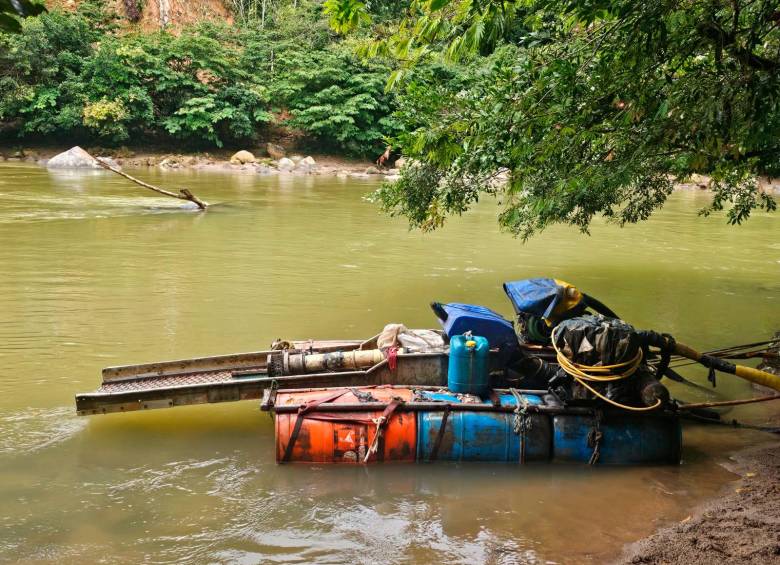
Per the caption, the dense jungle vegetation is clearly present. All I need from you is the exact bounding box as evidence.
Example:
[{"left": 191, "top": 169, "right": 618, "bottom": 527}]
[
  {"left": 331, "top": 0, "right": 780, "bottom": 235},
  {"left": 1, "top": 0, "right": 778, "bottom": 235},
  {"left": 0, "top": 0, "right": 402, "bottom": 155}
]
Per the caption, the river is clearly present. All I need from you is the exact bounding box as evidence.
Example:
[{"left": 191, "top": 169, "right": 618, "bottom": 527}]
[{"left": 0, "top": 162, "right": 778, "bottom": 564}]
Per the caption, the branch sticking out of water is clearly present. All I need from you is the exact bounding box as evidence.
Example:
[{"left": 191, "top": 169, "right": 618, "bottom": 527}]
[{"left": 93, "top": 157, "right": 208, "bottom": 210}]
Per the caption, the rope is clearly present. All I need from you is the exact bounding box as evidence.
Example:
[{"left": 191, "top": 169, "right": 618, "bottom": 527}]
[
  {"left": 551, "top": 325, "right": 662, "bottom": 412},
  {"left": 509, "top": 388, "right": 530, "bottom": 463},
  {"left": 363, "top": 398, "right": 402, "bottom": 463},
  {"left": 588, "top": 410, "right": 603, "bottom": 465}
]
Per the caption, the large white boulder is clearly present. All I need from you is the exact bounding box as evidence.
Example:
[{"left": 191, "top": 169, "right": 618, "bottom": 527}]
[
  {"left": 230, "top": 150, "right": 256, "bottom": 164},
  {"left": 296, "top": 155, "right": 318, "bottom": 173},
  {"left": 47, "top": 146, "right": 120, "bottom": 170},
  {"left": 277, "top": 157, "right": 295, "bottom": 172}
]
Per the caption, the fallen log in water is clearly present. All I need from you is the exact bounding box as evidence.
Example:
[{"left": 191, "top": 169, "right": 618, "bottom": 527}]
[{"left": 93, "top": 157, "right": 208, "bottom": 210}]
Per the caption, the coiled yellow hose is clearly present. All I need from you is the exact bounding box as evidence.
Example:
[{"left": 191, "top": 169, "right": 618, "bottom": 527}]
[{"left": 551, "top": 325, "right": 662, "bottom": 412}]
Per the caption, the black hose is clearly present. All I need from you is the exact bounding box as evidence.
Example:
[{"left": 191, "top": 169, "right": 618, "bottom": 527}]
[
  {"left": 430, "top": 302, "right": 448, "bottom": 322},
  {"left": 582, "top": 293, "right": 619, "bottom": 319}
]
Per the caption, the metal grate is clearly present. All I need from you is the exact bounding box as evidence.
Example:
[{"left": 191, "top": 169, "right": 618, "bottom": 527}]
[{"left": 95, "top": 370, "right": 236, "bottom": 393}]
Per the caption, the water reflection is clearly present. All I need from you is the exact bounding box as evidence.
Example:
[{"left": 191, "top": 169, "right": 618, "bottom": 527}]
[{"left": 0, "top": 163, "right": 777, "bottom": 563}]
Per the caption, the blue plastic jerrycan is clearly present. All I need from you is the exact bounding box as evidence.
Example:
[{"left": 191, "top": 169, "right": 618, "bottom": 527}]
[{"left": 448, "top": 334, "right": 490, "bottom": 396}]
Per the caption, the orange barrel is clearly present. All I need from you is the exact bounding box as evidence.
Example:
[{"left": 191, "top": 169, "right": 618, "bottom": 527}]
[{"left": 275, "top": 387, "right": 416, "bottom": 463}]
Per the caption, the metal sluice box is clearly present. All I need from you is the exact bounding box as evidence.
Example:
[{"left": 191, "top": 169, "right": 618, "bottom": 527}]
[{"left": 74, "top": 336, "right": 450, "bottom": 415}]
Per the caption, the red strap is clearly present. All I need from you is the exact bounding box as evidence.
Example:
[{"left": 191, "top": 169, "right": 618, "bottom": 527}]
[
  {"left": 298, "top": 389, "right": 350, "bottom": 415},
  {"left": 283, "top": 391, "right": 401, "bottom": 462},
  {"left": 304, "top": 413, "right": 376, "bottom": 425},
  {"left": 386, "top": 347, "right": 399, "bottom": 371},
  {"left": 381, "top": 398, "right": 402, "bottom": 420},
  {"left": 303, "top": 398, "right": 403, "bottom": 426}
]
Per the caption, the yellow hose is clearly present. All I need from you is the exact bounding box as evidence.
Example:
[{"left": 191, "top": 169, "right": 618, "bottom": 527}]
[
  {"left": 551, "top": 326, "right": 662, "bottom": 412},
  {"left": 673, "top": 342, "right": 780, "bottom": 393}
]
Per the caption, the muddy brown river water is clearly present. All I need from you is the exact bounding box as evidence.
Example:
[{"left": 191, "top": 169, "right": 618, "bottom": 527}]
[{"left": 0, "top": 162, "right": 778, "bottom": 563}]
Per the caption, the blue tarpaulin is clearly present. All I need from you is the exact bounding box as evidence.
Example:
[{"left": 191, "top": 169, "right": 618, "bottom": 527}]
[
  {"left": 503, "top": 278, "right": 565, "bottom": 319},
  {"left": 434, "top": 302, "right": 517, "bottom": 350}
]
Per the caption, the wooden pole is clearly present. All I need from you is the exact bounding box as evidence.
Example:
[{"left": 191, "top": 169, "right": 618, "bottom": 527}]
[
  {"left": 93, "top": 157, "right": 207, "bottom": 210},
  {"left": 677, "top": 394, "right": 780, "bottom": 410}
]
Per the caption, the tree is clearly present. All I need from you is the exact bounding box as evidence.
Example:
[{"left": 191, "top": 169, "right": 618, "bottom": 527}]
[
  {"left": 332, "top": 0, "right": 779, "bottom": 238},
  {"left": 0, "top": 2, "right": 398, "bottom": 154},
  {"left": 0, "top": 0, "right": 45, "bottom": 33}
]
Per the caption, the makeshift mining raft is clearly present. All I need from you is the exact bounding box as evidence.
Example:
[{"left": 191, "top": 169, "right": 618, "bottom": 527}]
[{"left": 75, "top": 278, "right": 780, "bottom": 465}]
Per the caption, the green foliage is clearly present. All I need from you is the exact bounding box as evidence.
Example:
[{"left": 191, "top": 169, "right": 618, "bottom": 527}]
[
  {"left": 0, "top": 0, "right": 45, "bottom": 33},
  {"left": 0, "top": 1, "right": 398, "bottom": 154},
  {"left": 82, "top": 98, "right": 129, "bottom": 140},
  {"left": 359, "top": 0, "right": 779, "bottom": 236},
  {"left": 274, "top": 44, "right": 399, "bottom": 154},
  {"left": 237, "top": 1, "right": 400, "bottom": 154},
  {"left": 323, "top": 0, "right": 369, "bottom": 34}
]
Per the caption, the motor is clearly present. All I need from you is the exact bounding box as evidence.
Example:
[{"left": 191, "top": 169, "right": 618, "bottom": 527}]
[{"left": 503, "top": 278, "right": 619, "bottom": 345}]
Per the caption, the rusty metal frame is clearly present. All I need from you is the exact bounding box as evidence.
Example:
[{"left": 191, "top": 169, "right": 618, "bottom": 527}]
[{"left": 75, "top": 348, "right": 449, "bottom": 416}]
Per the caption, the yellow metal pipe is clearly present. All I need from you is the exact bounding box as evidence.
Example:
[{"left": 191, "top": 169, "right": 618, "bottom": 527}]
[{"left": 673, "top": 342, "right": 780, "bottom": 392}]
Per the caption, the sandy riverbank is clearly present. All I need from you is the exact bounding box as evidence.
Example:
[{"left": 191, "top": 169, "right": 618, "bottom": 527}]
[
  {"left": 0, "top": 145, "right": 399, "bottom": 179},
  {"left": 617, "top": 348, "right": 780, "bottom": 564},
  {"left": 3, "top": 145, "right": 780, "bottom": 194},
  {"left": 616, "top": 441, "right": 780, "bottom": 564}
]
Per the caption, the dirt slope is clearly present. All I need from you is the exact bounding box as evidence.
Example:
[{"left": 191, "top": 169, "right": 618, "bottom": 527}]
[{"left": 46, "top": 0, "right": 233, "bottom": 30}]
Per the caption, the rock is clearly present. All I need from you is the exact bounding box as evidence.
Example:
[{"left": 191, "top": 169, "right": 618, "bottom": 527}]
[
  {"left": 394, "top": 157, "right": 406, "bottom": 168},
  {"left": 47, "top": 146, "right": 121, "bottom": 170},
  {"left": 690, "top": 173, "right": 709, "bottom": 188},
  {"left": 266, "top": 142, "right": 286, "bottom": 160},
  {"left": 230, "top": 150, "right": 256, "bottom": 165},
  {"left": 277, "top": 157, "right": 295, "bottom": 172},
  {"left": 255, "top": 164, "right": 273, "bottom": 175},
  {"left": 98, "top": 157, "right": 121, "bottom": 169},
  {"left": 295, "top": 156, "right": 318, "bottom": 173},
  {"left": 159, "top": 157, "right": 181, "bottom": 169},
  {"left": 385, "top": 168, "right": 399, "bottom": 175},
  {"left": 290, "top": 154, "right": 304, "bottom": 164},
  {"left": 364, "top": 166, "right": 383, "bottom": 175}
]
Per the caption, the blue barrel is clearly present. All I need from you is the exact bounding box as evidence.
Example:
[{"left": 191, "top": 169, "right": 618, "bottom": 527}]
[
  {"left": 448, "top": 335, "right": 490, "bottom": 396},
  {"left": 552, "top": 414, "right": 682, "bottom": 465},
  {"left": 416, "top": 392, "right": 552, "bottom": 462}
]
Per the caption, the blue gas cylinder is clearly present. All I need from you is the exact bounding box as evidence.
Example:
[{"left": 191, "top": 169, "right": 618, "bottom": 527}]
[{"left": 447, "top": 334, "right": 490, "bottom": 396}]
